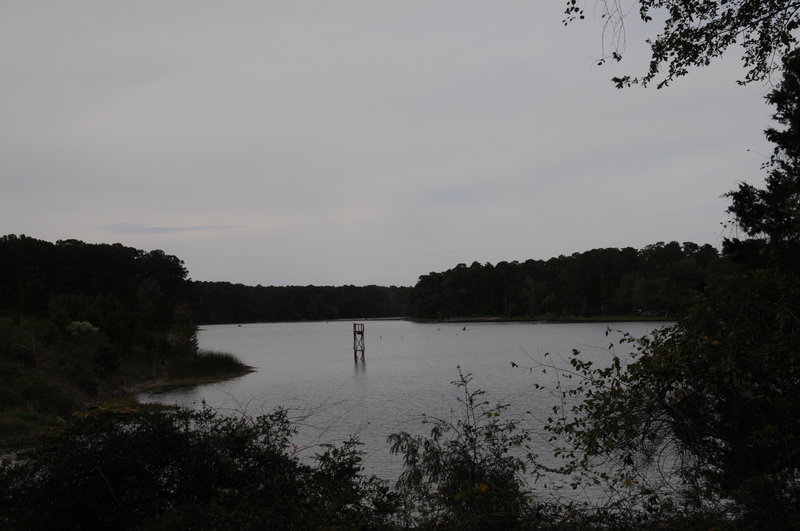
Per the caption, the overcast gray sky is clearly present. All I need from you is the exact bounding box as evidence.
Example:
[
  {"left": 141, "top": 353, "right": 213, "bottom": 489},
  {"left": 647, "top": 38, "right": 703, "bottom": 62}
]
[{"left": 1, "top": 1, "right": 774, "bottom": 287}]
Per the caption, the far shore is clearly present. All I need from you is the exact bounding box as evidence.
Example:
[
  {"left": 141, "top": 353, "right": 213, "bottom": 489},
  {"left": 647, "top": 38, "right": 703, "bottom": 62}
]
[
  {"left": 199, "top": 315, "right": 674, "bottom": 327},
  {"left": 405, "top": 314, "right": 674, "bottom": 324}
]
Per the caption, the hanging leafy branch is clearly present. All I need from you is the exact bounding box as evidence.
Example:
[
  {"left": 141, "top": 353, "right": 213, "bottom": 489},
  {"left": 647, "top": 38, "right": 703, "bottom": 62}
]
[{"left": 565, "top": 0, "right": 800, "bottom": 87}]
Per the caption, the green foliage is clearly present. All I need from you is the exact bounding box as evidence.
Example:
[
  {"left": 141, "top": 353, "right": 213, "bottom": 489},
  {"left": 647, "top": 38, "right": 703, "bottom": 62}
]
[
  {"left": 0, "top": 237, "right": 212, "bottom": 442},
  {"left": 165, "top": 349, "right": 252, "bottom": 380},
  {"left": 0, "top": 410, "right": 65, "bottom": 441},
  {"left": 538, "top": 269, "right": 800, "bottom": 526},
  {"left": 0, "top": 368, "right": 77, "bottom": 417},
  {"left": 0, "top": 405, "right": 399, "bottom": 530},
  {"left": 388, "top": 369, "right": 540, "bottom": 530},
  {"left": 727, "top": 50, "right": 800, "bottom": 268},
  {"left": 189, "top": 281, "right": 411, "bottom": 324},
  {"left": 0, "top": 236, "right": 189, "bottom": 317},
  {"left": 532, "top": 47, "right": 800, "bottom": 528},
  {"left": 564, "top": 0, "right": 800, "bottom": 88},
  {"left": 408, "top": 243, "right": 719, "bottom": 320}
]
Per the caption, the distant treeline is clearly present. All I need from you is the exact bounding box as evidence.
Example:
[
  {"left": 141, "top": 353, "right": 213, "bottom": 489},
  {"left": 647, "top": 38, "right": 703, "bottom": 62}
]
[
  {"left": 189, "top": 282, "right": 411, "bottom": 324},
  {"left": 190, "top": 241, "right": 722, "bottom": 324},
  {"left": 408, "top": 241, "right": 722, "bottom": 319}
]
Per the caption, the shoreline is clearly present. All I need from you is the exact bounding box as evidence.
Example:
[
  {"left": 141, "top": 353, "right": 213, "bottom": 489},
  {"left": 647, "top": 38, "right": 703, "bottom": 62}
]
[
  {"left": 405, "top": 314, "right": 673, "bottom": 324},
  {"left": 122, "top": 365, "right": 256, "bottom": 396},
  {"left": 198, "top": 315, "right": 674, "bottom": 326},
  {"left": 0, "top": 365, "right": 256, "bottom": 452}
]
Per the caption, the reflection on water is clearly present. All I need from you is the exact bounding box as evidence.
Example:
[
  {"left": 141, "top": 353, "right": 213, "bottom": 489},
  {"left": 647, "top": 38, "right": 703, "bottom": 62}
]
[
  {"left": 354, "top": 358, "right": 366, "bottom": 375},
  {"left": 140, "top": 320, "right": 668, "bottom": 483}
]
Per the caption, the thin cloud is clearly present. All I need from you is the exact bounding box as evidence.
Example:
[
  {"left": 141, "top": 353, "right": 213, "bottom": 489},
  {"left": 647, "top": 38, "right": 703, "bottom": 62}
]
[{"left": 100, "top": 223, "right": 239, "bottom": 235}]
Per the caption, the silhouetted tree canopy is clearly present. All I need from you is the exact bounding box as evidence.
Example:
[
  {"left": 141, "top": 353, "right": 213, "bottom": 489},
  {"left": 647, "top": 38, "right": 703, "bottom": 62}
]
[
  {"left": 189, "top": 282, "right": 410, "bottom": 324},
  {"left": 408, "top": 242, "right": 720, "bottom": 320},
  {"left": 727, "top": 50, "right": 800, "bottom": 267},
  {"left": 565, "top": 0, "right": 800, "bottom": 87},
  {"left": 544, "top": 48, "right": 800, "bottom": 527},
  {"left": 0, "top": 236, "right": 198, "bottom": 430}
]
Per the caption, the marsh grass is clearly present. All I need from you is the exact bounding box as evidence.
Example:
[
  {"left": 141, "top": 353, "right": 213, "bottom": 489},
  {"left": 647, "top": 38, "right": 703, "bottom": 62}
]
[
  {"left": 166, "top": 349, "right": 253, "bottom": 380},
  {"left": 0, "top": 411, "right": 66, "bottom": 448}
]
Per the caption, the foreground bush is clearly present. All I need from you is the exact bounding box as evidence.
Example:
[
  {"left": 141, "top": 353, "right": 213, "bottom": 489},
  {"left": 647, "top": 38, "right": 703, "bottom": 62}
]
[
  {"left": 389, "top": 369, "right": 543, "bottom": 530},
  {"left": 2, "top": 375, "right": 774, "bottom": 530},
  {"left": 0, "top": 374, "right": 552, "bottom": 530},
  {"left": 0, "top": 405, "right": 398, "bottom": 530}
]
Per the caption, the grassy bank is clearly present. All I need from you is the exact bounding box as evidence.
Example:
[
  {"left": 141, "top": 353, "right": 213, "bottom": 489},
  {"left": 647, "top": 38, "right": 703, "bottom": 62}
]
[
  {"left": 167, "top": 349, "right": 253, "bottom": 380},
  {"left": 0, "top": 348, "right": 252, "bottom": 450},
  {"left": 134, "top": 349, "right": 255, "bottom": 393}
]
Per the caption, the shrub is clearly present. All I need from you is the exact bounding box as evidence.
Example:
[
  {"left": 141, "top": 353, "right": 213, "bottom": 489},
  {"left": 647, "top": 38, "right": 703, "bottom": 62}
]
[
  {"left": 0, "top": 404, "right": 399, "bottom": 530},
  {"left": 388, "top": 369, "right": 541, "bottom": 530}
]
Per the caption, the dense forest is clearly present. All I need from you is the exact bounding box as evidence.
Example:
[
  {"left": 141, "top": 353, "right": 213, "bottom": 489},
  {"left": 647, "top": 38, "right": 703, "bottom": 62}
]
[
  {"left": 408, "top": 241, "right": 720, "bottom": 319},
  {"left": 190, "top": 281, "right": 410, "bottom": 323},
  {"left": 190, "top": 241, "right": 720, "bottom": 324},
  {"left": 0, "top": 234, "right": 192, "bottom": 342},
  {"left": 0, "top": 234, "right": 231, "bottom": 440},
  {"left": 2, "top": 235, "right": 721, "bottom": 336}
]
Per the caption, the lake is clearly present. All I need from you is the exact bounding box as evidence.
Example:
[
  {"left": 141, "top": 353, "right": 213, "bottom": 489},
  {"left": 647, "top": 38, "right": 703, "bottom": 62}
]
[{"left": 140, "top": 320, "right": 669, "bottom": 484}]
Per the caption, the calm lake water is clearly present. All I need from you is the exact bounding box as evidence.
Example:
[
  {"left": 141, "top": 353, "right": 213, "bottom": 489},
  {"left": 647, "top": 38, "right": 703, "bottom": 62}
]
[{"left": 140, "top": 320, "right": 669, "bottom": 484}]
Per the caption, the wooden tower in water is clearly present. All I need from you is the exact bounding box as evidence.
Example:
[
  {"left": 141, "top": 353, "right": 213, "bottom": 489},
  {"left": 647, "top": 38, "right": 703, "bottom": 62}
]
[{"left": 353, "top": 323, "right": 365, "bottom": 361}]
